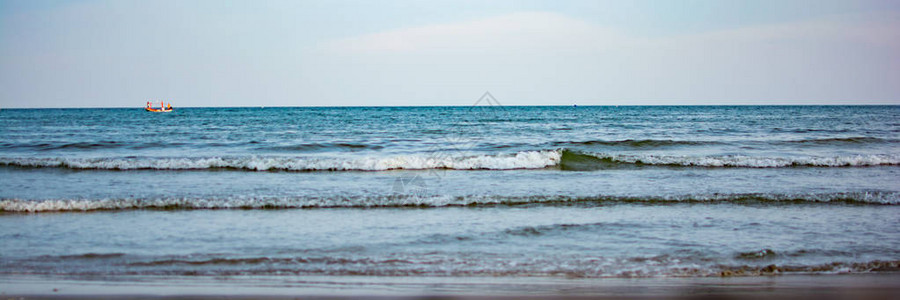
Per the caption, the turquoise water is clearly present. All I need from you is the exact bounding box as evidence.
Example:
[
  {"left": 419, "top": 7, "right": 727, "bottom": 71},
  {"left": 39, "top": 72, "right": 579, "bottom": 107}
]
[{"left": 0, "top": 106, "right": 898, "bottom": 278}]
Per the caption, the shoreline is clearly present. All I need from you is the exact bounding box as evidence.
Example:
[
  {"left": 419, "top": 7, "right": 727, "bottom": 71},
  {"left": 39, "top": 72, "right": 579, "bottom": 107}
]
[{"left": 2, "top": 273, "right": 900, "bottom": 299}]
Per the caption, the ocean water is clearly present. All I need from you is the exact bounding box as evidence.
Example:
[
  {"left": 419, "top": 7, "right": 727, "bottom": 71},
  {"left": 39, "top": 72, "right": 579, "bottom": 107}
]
[{"left": 1, "top": 105, "right": 899, "bottom": 280}]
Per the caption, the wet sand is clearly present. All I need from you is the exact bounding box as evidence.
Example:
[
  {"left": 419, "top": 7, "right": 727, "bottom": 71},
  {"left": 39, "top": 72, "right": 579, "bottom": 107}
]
[{"left": 2, "top": 273, "right": 899, "bottom": 299}]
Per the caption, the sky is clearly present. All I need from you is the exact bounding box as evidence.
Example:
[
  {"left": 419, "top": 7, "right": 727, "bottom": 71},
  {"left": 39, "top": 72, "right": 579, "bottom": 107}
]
[{"left": 1, "top": 0, "right": 899, "bottom": 108}]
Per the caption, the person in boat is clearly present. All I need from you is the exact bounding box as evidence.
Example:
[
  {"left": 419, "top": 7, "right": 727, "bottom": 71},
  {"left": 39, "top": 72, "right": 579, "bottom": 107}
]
[
  {"left": 146, "top": 101, "right": 151, "bottom": 109},
  {"left": 167, "top": 103, "right": 172, "bottom": 110}
]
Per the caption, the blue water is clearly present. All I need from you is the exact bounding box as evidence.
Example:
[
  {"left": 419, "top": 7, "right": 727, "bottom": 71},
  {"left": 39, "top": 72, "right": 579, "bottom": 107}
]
[{"left": 1, "top": 105, "right": 899, "bottom": 279}]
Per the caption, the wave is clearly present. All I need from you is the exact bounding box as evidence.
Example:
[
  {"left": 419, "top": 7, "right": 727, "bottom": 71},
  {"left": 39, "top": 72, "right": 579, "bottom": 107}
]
[
  {"left": 57, "top": 253, "right": 127, "bottom": 259},
  {"left": 258, "top": 142, "right": 384, "bottom": 152},
  {"left": 552, "top": 139, "right": 719, "bottom": 148},
  {"left": 713, "top": 260, "right": 900, "bottom": 277},
  {"left": 28, "top": 253, "right": 900, "bottom": 278},
  {"left": 1, "top": 150, "right": 898, "bottom": 172},
  {"left": 501, "top": 222, "right": 636, "bottom": 237},
  {"left": 4, "top": 137, "right": 890, "bottom": 153},
  {"left": 0, "top": 141, "right": 128, "bottom": 151},
  {"left": 0, "top": 151, "right": 561, "bottom": 171},
  {"left": 137, "top": 258, "right": 900, "bottom": 277},
  {"left": 778, "top": 137, "right": 894, "bottom": 145},
  {"left": 551, "top": 137, "right": 896, "bottom": 150},
  {"left": 558, "top": 150, "right": 900, "bottom": 170},
  {"left": 0, "top": 141, "right": 226, "bottom": 151},
  {"left": 2, "top": 192, "right": 897, "bottom": 212},
  {"left": 127, "top": 256, "right": 411, "bottom": 267}
]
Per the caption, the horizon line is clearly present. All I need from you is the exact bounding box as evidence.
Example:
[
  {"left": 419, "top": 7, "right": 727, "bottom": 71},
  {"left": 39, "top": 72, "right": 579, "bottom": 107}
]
[{"left": 2, "top": 103, "right": 899, "bottom": 109}]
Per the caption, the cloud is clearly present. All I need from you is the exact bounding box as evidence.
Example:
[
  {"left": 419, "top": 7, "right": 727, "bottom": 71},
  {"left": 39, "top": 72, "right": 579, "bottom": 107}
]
[
  {"left": 322, "top": 11, "right": 900, "bottom": 53},
  {"left": 309, "top": 11, "right": 900, "bottom": 105},
  {"left": 666, "top": 12, "right": 900, "bottom": 48},
  {"left": 320, "top": 12, "right": 626, "bottom": 55}
]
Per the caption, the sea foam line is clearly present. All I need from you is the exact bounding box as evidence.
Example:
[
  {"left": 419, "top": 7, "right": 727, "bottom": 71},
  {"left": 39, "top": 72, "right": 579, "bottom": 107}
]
[
  {"left": 0, "top": 150, "right": 898, "bottom": 171},
  {"left": 608, "top": 153, "right": 900, "bottom": 168},
  {"left": 565, "top": 150, "right": 900, "bottom": 168},
  {"left": 2, "top": 192, "right": 897, "bottom": 212},
  {"left": 0, "top": 151, "right": 561, "bottom": 171}
]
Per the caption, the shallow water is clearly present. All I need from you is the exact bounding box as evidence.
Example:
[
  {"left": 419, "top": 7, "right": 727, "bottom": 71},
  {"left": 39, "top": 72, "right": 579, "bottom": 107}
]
[{"left": 1, "top": 105, "right": 898, "bottom": 278}]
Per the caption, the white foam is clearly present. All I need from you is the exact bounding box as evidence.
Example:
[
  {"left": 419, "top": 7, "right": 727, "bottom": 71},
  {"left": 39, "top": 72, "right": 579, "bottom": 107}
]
[
  {"left": 593, "top": 153, "right": 900, "bottom": 168},
  {"left": 1, "top": 151, "right": 897, "bottom": 172},
  {"left": 0, "top": 196, "right": 483, "bottom": 212},
  {"left": 0, "top": 150, "right": 562, "bottom": 171},
  {"left": 2, "top": 192, "right": 897, "bottom": 212}
]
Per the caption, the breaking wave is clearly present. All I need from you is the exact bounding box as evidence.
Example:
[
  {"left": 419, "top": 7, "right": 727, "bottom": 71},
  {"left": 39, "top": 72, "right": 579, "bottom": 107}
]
[
  {"left": 27, "top": 252, "right": 900, "bottom": 278},
  {"left": 134, "top": 258, "right": 900, "bottom": 277},
  {"left": 0, "top": 141, "right": 191, "bottom": 151},
  {"left": 2, "top": 192, "right": 897, "bottom": 212},
  {"left": 550, "top": 137, "right": 896, "bottom": 149},
  {"left": 1, "top": 149, "right": 899, "bottom": 172},
  {"left": 0, "top": 151, "right": 561, "bottom": 171},
  {"left": 558, "top": 150, "right": 900, "bottom": 170}
]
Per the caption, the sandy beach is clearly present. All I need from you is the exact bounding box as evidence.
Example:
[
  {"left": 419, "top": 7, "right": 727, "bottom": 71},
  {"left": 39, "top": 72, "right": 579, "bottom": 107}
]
[{"left": 2, "top": 273, "right": 900, "bottom": 299}]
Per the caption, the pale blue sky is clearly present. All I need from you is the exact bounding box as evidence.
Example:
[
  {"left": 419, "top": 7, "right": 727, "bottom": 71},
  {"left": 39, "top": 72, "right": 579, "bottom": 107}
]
[{"left": 1, "top": 0, "right": 898, "bottom": 108}]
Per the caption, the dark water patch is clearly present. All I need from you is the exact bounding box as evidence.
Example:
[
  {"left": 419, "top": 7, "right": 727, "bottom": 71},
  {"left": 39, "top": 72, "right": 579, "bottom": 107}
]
[
  {"left": 503, "top": 222, "right": 636, "bottom": 237},
  {"left": 770, "top": 128, "right": 853, "bottom": 134},
  {"left": 418, "top": 222, "right": 638, "bottom": 244},
  {"left": 782, "top": 249, "right": 858, "bottom": 258},
  {"left": 415, "top": 233, "right": 477, "bottom": 244},
  {"left": 776, "top": 137, "right": 894, "bottom": 145},
  {"left": 0, "top": 141, "right": 127, "bottom": 151},
  {"left": 736, "top": 249, "right": 777, "bottom": 260},
  {"left": 552, "top": 139, "right": 719, "bottom": 149},
  {"left": 129, "top": 142, "right": 189, "bottom": 149},
  {"left": 58, "top": 253, "right": 126, "bottom": 260},
  {"left": 559, "top": 149, "right": 643, "bottom": 171},
  {"left": 421, "top": 129, "right": 449, "bottom": 134},
  {"left": 259, "top": 143, "right": 384, "bottom": 152},
  {"left": 30, "top": 253, "right": 128, "bottom": 263},
  {"left": 49, "top": 141, "right": 124, "bottom": 150},
  {"left": 716, "top": 260, "right": 900, "bottom": 277},
  {"left": 0, "top": 141, "right": 209, "bottom": 151},
  {"left": 129, "top": 256, "right": 413, "bottom": 267},
  {"left": 481, "top": 142, "right": 530, "bottom": 149},
  {"left": 504, "top": 226, "right": 545, "bottom": 236}
]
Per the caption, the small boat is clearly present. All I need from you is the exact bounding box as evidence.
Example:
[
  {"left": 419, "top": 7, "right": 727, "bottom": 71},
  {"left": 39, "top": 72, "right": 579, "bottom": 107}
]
[
  {"left": 145, "top": 107, "right": 173, "bottom": 112},
  {"left": 145, "top": 101, "right": 173, "bottom": 112}
]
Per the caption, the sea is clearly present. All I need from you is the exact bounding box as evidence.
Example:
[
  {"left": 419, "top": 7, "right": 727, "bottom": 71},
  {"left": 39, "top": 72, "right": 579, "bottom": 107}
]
[{"left": 1, "top": 104, "right": 899, "bottom": 286}]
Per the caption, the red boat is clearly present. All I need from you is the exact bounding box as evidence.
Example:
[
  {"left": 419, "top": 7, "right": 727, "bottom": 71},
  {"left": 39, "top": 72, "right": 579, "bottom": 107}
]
[
  {"left": 145, "top": 107, "right": 173, "bottom": 112},
  {"left": 145, "top": 101, "right": 173, "bottom": 112}
]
